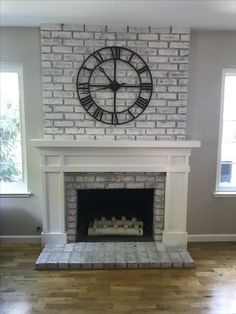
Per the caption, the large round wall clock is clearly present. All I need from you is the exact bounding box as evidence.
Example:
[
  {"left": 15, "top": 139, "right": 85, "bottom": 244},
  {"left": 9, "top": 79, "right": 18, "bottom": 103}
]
[{"left": 76, "top": 46, "right": 153, "bottom": 125}]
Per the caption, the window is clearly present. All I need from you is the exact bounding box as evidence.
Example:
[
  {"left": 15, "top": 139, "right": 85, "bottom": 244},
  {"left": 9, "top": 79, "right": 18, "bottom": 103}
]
[
  {"left": 216, "top": 68, "right": 236, "bottom": 193},
  {"left": 0, "top": 63, "right": 28, "bottom": 194}
]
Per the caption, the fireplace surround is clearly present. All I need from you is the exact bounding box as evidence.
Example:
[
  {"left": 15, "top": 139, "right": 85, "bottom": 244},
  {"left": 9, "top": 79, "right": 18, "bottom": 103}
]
[
  {"left": 65, "top": 172, "right": 166, "bottom": 242},
  {"left": 32, "top": 140, "right": 200, "bottom": 248}
]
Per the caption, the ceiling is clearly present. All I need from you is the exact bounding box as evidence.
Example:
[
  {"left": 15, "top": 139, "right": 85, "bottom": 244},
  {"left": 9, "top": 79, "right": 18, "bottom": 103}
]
[{"left": 1, "top": 0, "right": 236, "bottom": 30}]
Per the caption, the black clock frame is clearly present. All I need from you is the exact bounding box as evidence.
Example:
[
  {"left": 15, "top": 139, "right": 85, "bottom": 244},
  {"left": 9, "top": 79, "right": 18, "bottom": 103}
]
[{"left": 76, "top": 46, "right": 153, "bottom": 125}]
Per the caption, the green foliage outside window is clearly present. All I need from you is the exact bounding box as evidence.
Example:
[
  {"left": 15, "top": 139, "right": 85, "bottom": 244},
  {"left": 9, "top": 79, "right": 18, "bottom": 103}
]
[{"left": 0, "top": 102, "right": 21, "bottom": 182}]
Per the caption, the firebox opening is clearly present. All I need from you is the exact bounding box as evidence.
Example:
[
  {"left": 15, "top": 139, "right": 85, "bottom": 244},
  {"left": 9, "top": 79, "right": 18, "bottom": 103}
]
[{"left": 76, "top": 188, "right": 154, "bottom": 242}]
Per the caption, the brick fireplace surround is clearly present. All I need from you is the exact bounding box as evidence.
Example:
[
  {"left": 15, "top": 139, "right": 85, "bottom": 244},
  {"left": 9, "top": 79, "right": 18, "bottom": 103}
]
[{"left": 33, "top": 24, "right": 200, "bottom": 269}]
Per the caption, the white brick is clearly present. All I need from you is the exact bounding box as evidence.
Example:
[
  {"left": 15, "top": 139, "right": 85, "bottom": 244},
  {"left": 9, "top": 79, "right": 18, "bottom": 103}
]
[
  {"left": 86, "top": 128, "right": 105, "bottom": 135},
  {"left": 148, "top": 41, "right": 168, "bottom": 48},
  {"left": 160, "top": 34, "right": 180, "bottom": 41},
  {"left": 159, "top": 49, "right": 178, "bottom": 56},
  {"left": 150, "top": 27, "right": 171, "bottom": 33},
  {"left": 169, "top": 42, "right": 190, "bottom": 49},
  {"left": 65, "top": 128, "right": 85, "bottom": 134},
  {"left": 95, "top": 33, "right": 115, "bottom": 40},
  {"left": 41, "top": 38, "right": 62, "bottom": 45},
  {"left": 43, "top": 83, "right": 62, "bottom": 90},
  {"left": 54, "top": 105, "right": 74, "bottom": 112},
  {"left": 107, "top": 25, "right": 127, "bottom": 32},
  {"left": 41, "top": 46, "right": 51, "bottom": 53},
  {"left": 54, "top": 120, "right": 74, "bottom": 127},
  {"left": 63, "top": 39, "right": 84, "bottom": 46},
  {"left": 41, "top": 31, "right": 51, "bottom": 38},
  {"left": 169, "top": 71, "right": 188, "bottom": 78},
  {"left": 42, "top": 53, "right": 62, "bottom": 61},
  {"left": 149, "top": 56, "right": 168, "bottom": 63},
  {"left": 168, "top": 100, "right": 187, "bottom": 107},
  {"left": 42, "top": 69, "right": 63, "bottom": 76},
  {"left": 84, "top": 39, "right": 106, "bottom": 46},
  {"left": 147, "top": 114, "right": 166, "bottom": 121},
  {"left": 169, "top": 56, "right": 189, "bottom": 63},
  {"left": 73, "top": 32, "right": 94, "bottom": 39},
  {"left": 168, "top": 86, "right": 187, "bottom": 93},
  {"left": 128, "top": 26, "right": 149, "bottom": 33},
  {"left": 158, "top": 64, "right": 178, "bottom": 71},
  {"left": 44, "top": 113, "right": 63, "bottom": 120},
  {"left": 53, "top": 91, "right": 73, "bottom": 98},
  {"left": 43, "top": 98, "right": 63, "bottom": 105},
  {"left": 41, "top": 24, "right": 62, "bottom": 30},
  {"left": 41, "top": 61, "right": 51, "bottom": 68},
  {"left": 63, "top": 24, "right": 84, "bottom": 31},
  {"left": 53, "top": 76, "right": 73, "bottom": 83},
  {"left": 52, "top": 46, "right": 72, "bottom": 53},
  {"left": 85, "top": 25, "right": 106, "bottom": 32},
  {"left": 181, "top": 34, "right": 191, "bottom": 41},
  {"left": 171, "top": 27, "right": 190, "bottom": 34},
  {"left": 127, "top": 41, "right": 148, "bottom": 47},
  {"left": 138, "top": 34, "right": 158, "bottom": 40},
  {"left": 167, "top": 114, "right": 186, "bottom": 121},
  {"left": 65, "top": 113, "right": 84, "bottom": 120},
  {"left": 51, "top": 31, "right": 72, "bottom": 38},
  {"left": 117, "top": 33, "right": 137, "bottom": 40}
]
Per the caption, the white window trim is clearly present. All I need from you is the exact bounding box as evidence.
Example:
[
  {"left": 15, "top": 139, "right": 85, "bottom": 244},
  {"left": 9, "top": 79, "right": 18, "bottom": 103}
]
[
  {"left": 215, "top": 68, "right": 236, "bottom": 196},
  {"left": 0, "top": 62, "right": 30, "bottom": 196}
]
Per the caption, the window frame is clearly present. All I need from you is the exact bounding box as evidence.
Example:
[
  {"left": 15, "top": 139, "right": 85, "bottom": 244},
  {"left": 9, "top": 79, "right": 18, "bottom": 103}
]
[
  {"left": 215, "top": 67, "right": 236, "bottom": 195},
  {"left": 0, "top": 62, "right": 29, "bottom": 196}
]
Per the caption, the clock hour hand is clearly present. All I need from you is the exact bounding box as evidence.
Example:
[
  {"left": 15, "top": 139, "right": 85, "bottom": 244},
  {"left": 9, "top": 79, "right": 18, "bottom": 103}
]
[
  {"left": 99, "top": 66, "right": 113, "bottom": 83},
  {"left": 81, "top": 85, "right": 111, "bottom": 94}
]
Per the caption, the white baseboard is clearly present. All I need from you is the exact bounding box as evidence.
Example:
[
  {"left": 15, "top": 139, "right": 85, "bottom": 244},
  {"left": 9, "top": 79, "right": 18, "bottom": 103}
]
[
  {"left": 0, "top": 235, "right": 41, "bottom": 243},
  {"left": 188, "top": 234, "right": 236, "bottom": 242}
]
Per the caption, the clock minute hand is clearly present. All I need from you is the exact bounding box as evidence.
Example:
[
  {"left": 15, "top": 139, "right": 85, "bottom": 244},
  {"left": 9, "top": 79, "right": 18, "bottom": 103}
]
[{"left": 99, "top": 66, "right": 113, "bottom": 83}]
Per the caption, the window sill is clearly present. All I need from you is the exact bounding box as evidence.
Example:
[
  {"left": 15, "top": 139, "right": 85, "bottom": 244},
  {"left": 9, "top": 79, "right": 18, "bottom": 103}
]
[
  {"left": 0, "top": 192, "right": 32, "bottom": 198},
  {"left": 213, "top": 191, "right": 236, "bottom": 198}
]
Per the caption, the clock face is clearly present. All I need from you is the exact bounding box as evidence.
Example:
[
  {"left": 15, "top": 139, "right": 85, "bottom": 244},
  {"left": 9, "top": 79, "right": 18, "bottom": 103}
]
[{"left": 76, "top": 46, "right": 153, "bottom": 125}]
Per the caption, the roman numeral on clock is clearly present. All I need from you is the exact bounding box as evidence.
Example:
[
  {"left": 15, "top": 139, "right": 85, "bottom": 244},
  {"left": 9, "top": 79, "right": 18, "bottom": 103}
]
[
  {"left": 135, "top": 97, "right": 148, "bottom": 110},
  {"left": 80, "top": 95, "right": 94, "bottom": 110},
  {"left": 112, "top": 113, "right": 118, "bottom": 124},
  {"left": 137, "top": 65, "right": 148, "bottom": 75},
  {"left": 77, "top": 82, "right": 89, "bottom": 94},
  {"left": 111, "top": 47, "right": 121, "bottom": 59},
  {"left": 140, "top": 82, "right": 152, "bottom": 91},
  {"left": 81, "top": 65, "right": 93, "bottom": 72},
  {"left": 93, "top": 51, "right": 104, "bottom": 63},
  {"left": 93, "top": 107, "right": 104, "bottom": 121}
]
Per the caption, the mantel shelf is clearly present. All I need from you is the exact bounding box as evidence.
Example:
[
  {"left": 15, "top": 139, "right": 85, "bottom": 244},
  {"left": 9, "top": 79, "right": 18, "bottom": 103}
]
[{"left": 31, "top": 139, "right": 201, "bottom": 149}]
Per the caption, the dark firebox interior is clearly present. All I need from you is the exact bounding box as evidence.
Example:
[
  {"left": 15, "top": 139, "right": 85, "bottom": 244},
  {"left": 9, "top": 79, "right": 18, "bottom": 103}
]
[{"left": 76, "top": 188, "right": 154, "bottom": 242}]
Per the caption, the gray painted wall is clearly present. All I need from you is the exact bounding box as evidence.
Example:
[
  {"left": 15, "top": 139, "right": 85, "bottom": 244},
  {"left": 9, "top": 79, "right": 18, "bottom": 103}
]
[
  {"left": 0, "top": 27, "right": 43, "bottom": 235},
  {"left": 187, "top": 31, "right": 236, "bottom": 235},
  {"left": 0, "top": 28, "right": 235, "bottom": 238}
]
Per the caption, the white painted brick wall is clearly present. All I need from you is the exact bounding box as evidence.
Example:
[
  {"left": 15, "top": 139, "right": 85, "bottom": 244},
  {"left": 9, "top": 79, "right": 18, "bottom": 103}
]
[{"left": 40, "top": 24, "right": 190, "bottom": 140}]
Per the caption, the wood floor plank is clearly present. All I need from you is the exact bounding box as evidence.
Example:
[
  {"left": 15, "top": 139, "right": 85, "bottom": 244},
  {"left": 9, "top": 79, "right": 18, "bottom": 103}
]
[{"left": 0, "top": 242, "right": 236, "bottom": 314}]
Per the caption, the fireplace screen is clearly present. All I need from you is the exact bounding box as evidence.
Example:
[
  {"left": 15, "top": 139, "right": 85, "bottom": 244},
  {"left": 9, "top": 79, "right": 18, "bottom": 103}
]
[{"left": 77, "top": 188, "right": 154, "bottom": 242}]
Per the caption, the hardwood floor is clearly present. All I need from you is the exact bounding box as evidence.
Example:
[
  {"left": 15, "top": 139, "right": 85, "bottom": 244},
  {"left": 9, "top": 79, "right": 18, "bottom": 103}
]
[{"left": 0, "top": 242, "right": 236, "bottom": 314}]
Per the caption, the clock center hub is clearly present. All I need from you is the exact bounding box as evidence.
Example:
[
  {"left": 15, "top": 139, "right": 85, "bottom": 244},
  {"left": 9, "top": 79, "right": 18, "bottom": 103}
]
[{"left": 110, "top": 81, "right": 121, "bottom": 92}]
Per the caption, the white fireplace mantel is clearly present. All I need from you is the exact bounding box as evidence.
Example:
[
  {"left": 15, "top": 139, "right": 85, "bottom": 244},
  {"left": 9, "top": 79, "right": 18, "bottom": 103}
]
[{"left": 31, "top": 139, "right": 200, "bottom": 247}]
